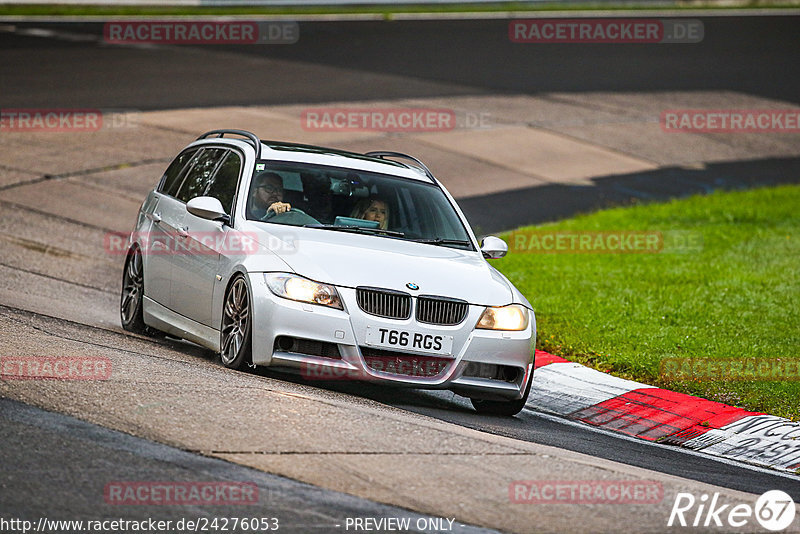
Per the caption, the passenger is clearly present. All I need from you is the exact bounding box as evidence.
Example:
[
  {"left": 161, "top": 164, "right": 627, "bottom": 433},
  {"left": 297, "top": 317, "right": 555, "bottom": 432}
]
[
  {"left": 350, "top": 198, "right": 390, "bottom": 230},
  {"left": 249, "top": 172, "right": 291, "bottom": 219}
]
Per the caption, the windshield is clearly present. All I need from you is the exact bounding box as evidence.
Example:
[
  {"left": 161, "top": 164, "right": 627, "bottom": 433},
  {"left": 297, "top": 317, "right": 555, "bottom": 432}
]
[{"left": 246, "top": 161, "right": 474, "bottom": 250}]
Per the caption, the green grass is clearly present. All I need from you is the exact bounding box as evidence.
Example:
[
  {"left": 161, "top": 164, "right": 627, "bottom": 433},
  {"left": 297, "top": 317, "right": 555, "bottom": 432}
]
[
  {"left": 492, "top": 185, "right": 800, "bottom": 420},
  {"left": 1, "top": 1, "right": 799, "bottom": 17}
]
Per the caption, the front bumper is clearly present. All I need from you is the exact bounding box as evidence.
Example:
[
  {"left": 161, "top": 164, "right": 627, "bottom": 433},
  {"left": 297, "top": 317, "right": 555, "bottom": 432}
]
[{"left": 248, "top": 273, "right": 535, "bottom": 401}]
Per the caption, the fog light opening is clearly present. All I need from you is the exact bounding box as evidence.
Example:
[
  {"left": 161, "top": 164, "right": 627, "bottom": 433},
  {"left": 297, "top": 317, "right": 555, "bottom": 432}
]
[{"left": 277, "top": 336, "right": 295, "bottom": 352}]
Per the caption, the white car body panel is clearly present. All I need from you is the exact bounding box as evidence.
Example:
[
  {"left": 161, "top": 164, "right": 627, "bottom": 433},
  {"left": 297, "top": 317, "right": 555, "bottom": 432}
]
[{"left": 240, "top": 223, "right": 514, "bottom": 306}]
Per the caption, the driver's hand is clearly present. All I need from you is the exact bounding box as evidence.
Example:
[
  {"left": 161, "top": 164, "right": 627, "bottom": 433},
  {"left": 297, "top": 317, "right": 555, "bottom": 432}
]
[{"left": 267, "top": 202, "right": 291, "bottom": 215}]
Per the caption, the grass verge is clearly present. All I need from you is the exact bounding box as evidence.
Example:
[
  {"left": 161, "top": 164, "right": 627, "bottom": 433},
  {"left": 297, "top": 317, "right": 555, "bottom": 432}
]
[{"left": 492, "top": 185, "right": 800, "bottom": 420}]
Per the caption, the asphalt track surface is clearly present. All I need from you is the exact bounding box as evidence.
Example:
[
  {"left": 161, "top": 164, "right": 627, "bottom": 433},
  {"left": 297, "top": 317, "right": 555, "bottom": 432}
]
[
  {"left": 2, "top": 17, "right": 800, "bottom": 108},
  {"left": 3, "top": 16, "right": 800, "bottom": 234},
  {"left": 1, "top": 14, "right": 800, "bottom": 532},
  {"left": 1, "top": 396, "right": 496, "bottom": 534},
  {"left": 268, "top": 369, "right": 800, "bottom": 501}
]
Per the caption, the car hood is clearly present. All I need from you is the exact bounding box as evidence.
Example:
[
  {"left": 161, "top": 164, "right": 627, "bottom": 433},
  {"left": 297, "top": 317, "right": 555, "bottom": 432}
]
[{"left": 245, "top": 223, "right": 516, "bottom": 306}]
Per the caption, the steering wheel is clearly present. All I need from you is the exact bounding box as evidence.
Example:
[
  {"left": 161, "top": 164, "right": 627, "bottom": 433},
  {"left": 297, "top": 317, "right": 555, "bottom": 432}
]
[
  {"left": 262, "top": 207, "right": 320, "bottom": 226},
  {"left": 263, "top": 207, "right": 308, "bottom": 220}
]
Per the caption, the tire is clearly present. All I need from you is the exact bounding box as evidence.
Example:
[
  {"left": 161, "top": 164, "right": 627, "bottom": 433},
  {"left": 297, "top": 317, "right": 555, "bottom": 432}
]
[
  {"left": 120, "top": 247, "right": 149, "bottom": 334},
  {"left": 470, "top": 367, "right": 533, "bottom": 416},
  {"left": 220, "top": 276, "right": 253, "bottom": 371}
]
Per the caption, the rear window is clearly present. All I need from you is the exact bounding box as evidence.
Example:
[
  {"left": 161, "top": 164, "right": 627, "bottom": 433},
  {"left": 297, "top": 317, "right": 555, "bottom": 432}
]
[
  {"left": 205, "top": 151, "right": 242, "bottom": 215},
  {"left": 175, "top": 148, "right": 227, "bottom": 203},
  {"left": 158, "top": 148, "right": 199, "bottom": 197}
]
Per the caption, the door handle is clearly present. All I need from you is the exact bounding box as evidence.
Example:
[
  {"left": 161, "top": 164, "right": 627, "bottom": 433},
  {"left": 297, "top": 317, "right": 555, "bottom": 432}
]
[
  {"left": 147, "top": 212, "right": 162, "bottom": 223},
  {"left": 177, "top": 226, "right": 189, "bottom": 238}
]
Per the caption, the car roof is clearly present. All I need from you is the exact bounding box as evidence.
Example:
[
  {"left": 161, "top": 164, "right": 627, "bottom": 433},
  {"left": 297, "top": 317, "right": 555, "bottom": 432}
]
[{"left": 193, "top": 138, "right": 433, "bottom": 183}]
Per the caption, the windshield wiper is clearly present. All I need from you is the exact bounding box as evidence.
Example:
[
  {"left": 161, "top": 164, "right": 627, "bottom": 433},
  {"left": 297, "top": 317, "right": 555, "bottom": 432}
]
[
  {"left": 304, "top": 224, "right": 405, "bottom": 238},
  {"left": 411, "top": 238, "right": 472, "bottom": 246}
]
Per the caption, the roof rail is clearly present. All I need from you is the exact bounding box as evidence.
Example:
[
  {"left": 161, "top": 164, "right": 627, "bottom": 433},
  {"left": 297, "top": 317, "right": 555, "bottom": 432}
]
[
  {"left": 197, "top": 129, "right": 261, "bottom": 160},
  {"left": 365, "top": 151, "right": 435, "bottom": 181}
]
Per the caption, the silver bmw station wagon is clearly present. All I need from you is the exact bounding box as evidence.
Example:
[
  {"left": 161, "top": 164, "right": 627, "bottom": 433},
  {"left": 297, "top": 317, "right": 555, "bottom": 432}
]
[{"left": 121, "top": 129, "right": 535, "bottom": 415}]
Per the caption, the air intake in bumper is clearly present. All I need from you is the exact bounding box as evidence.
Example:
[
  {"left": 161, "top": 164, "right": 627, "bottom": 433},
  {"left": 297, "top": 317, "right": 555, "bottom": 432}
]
[{"left": 360, "top": 347, "right": 451, "bottom": 378}]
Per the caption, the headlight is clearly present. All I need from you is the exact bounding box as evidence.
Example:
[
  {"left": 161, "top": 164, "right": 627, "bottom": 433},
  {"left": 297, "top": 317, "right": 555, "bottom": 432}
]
[
  {"left": 476, "top": 304, "right": 529, "bottom": 331},
  {"left": 265, "top": 273, "right": 343, "bottom": 310}
]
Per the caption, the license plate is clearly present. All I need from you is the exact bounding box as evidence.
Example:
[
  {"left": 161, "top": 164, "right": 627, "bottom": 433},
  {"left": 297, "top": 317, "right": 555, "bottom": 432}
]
[{"left": 365, "top": 326, "right": 453, "bottom": 356}]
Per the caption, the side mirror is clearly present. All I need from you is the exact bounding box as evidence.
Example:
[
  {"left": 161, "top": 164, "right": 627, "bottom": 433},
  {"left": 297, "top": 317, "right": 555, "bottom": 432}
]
[
  {"left": 480, "top": 236, "right": 508, "bottom": 259},
  {"left": 187, "top": 196, "right": 230, "bottom": 223}
]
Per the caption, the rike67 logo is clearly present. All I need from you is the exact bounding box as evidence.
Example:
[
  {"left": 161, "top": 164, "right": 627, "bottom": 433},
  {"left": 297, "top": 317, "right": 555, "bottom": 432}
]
[{"left": 668, "top": 490, "right": 796, "bottom": 531}]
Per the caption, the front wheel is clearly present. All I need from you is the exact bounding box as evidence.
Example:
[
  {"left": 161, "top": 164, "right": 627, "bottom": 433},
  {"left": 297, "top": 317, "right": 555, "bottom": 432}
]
[
  {"left": 470, "top": 367, "right": 533, "bottom": 416},
  {"left": 220, "top": 276, "right": 253, "bottom": 371},
  {"left": 120, "top": 247, "right": 148, "bottom": 334}
]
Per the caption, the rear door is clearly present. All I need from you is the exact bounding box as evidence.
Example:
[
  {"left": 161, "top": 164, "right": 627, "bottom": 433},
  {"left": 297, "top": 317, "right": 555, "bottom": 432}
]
[{"left": 144, "top": 147, "right": 200, "bottom": 307}]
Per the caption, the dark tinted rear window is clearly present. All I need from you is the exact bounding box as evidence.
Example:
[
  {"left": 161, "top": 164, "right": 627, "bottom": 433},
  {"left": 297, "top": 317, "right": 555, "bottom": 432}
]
[
  {"left": 175, "top": 148, "right": 227, "bottom": 203},
  {"left": 206, "top": 151, "right": 241, "bottom": 215},
  {"left": 159, "top": 148, "right": 199, "bottom": 197}
]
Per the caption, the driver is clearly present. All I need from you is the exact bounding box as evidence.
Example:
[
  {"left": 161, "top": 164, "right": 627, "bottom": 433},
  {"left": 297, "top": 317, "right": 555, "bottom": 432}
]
[{"left": 249, "top": 172, "right": 291, "bottom": 219}]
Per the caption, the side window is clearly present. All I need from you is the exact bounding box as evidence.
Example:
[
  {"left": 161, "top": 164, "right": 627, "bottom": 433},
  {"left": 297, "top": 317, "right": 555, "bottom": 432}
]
[
  {"left": 175, "top": 148, "right": 227, "bottom": 203},
  {"left": 158, "top": 148, "right": 199, "bottom": 197},
  {"left": 205, "top": 151, "right": 241, "bottom": 215}
]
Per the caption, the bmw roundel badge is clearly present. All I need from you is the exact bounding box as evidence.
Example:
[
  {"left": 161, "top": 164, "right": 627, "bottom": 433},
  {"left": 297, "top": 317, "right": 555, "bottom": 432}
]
[{"left": 406, "top": 282, "right": 419, "bottom": 290}]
